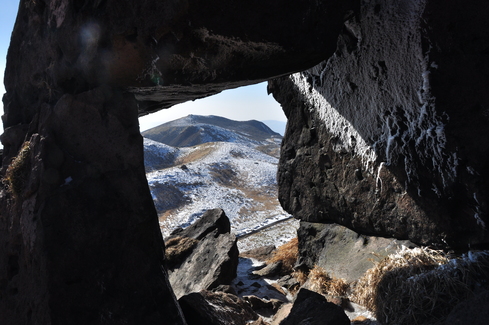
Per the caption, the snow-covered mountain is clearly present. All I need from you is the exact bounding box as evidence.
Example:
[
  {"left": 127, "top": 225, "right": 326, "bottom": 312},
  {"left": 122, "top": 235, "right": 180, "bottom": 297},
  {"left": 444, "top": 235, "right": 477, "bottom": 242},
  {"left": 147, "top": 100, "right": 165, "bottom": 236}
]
[
  {"left": 142, "top": 114, "right": 282, "bottom": 147},
  {"left": 143, "top": 115, "right": 297, "bottom": 250}
]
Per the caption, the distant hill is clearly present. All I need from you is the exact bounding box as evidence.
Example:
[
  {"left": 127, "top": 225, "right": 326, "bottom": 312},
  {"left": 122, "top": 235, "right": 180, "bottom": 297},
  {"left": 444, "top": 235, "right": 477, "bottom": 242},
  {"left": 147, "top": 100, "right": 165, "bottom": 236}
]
[{"left": 142, "top": 115, "right": 282, "bottom": 147}]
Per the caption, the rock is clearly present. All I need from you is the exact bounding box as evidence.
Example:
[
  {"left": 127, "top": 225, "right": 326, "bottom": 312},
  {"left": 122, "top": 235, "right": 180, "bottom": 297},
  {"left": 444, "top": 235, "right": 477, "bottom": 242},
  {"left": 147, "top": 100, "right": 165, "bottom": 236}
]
[
  {"left": 212, "top": 284, "right": 238, "bottom": 296},
  {"left": 443, "top": 290, "right": 489, "bottom": 325},
  {"left": 244, "top": 295, "right": 273, "bottom": 311},
  {"left": 167, "top": 209, "right": 239, "bottom": 298},
  {"left": 249, "top": 318, "right": 271, "bottom": 325},
  {"left": 169, "top": 228, "right": 239, "bottom": 299},
  {"left": 270, "top": 0, "right": 489, "bottom": 248},
  {"left": 279, "top": 289, "right": 350, "bottom": 325},
  {"left": 165, "top": 236, "right": 200, "bottom": 270},
  {"left": 0, "top": 87, "right": 186, "bottom": 325},
  {"left": 270, "top": 283, "right": 287, "bottom": 297},
  {"left": 252, "top": 261, "right": 283, "bottom": 278},
  {"left": 277, "top": 275, "right": 300, "bottom": 293},
  {"left": 241, "top": 245, "right": 277, "bottom": 261},
  {"left": 168, "top": 208, "right": 231, "bottom": 241},
  {"left": 296, "top": 222, "right": 416, "bottom": 282},
  {"left": 244, "top": 295, "right": 285, "bottom": 319},
  {"left": 179, "top": 290, "right": 259, "bottom": 325},
  {"left": 271, "top": 303, "right": 293, "bottom": 325}
]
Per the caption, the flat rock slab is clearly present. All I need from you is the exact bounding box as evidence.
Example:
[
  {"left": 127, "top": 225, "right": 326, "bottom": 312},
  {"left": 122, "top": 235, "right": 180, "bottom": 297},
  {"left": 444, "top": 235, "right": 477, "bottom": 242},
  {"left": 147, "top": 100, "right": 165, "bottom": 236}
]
[{"left": 297, "top": 222, "right": 416, "bottom": 282}]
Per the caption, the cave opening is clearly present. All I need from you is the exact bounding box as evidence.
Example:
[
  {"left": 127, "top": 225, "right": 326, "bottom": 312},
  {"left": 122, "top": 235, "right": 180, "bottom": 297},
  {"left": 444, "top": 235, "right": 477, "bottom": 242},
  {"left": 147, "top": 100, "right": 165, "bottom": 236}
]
[{"left": 138, "top": 82, "right": 298, "bottom": 251}]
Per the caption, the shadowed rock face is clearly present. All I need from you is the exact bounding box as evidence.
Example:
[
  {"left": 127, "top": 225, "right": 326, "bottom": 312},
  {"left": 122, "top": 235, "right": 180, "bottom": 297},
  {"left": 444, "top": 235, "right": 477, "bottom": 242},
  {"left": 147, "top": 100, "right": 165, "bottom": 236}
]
[
  {"left": 0, "top": 0, "right": 357, "bottom": 324},
  {"left": 271, "top": 0, "right": 489, "bottom": 248}
]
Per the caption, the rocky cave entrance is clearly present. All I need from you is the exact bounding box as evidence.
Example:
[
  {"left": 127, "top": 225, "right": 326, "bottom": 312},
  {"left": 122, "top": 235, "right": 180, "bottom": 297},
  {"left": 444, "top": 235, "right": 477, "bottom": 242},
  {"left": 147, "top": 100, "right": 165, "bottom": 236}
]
[
  {"left": 137, "top": 82, "right": 298, "bottom": 252},
  {"left": 3, "top": 0, "right": 489, "bottom": 323}
]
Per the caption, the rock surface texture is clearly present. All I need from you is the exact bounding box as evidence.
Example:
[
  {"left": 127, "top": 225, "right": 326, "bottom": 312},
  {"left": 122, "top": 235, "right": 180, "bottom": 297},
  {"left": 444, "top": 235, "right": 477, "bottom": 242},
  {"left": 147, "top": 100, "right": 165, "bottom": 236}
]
[
  {"left": 271, "top": 0, "right": 489, "bottom": 248},
  {"left": 179, "top": 290, "right": 259, "bottom": 325},
  {"left": 167, "top": 209, "right": 239, "bottom": 299},
  {"left": 297, "top": 222, "right": 416, "bottom": 282},
  {"left": 1, "top": 1, "right": 357, "bottom": 323}
]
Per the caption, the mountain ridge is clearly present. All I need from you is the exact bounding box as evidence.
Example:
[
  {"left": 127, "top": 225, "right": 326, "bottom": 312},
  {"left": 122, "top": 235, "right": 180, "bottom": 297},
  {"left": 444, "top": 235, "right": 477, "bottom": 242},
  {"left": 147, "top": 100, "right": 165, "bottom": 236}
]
[{"left": 142, "top": 114, "right": 282, "bottom": 147}]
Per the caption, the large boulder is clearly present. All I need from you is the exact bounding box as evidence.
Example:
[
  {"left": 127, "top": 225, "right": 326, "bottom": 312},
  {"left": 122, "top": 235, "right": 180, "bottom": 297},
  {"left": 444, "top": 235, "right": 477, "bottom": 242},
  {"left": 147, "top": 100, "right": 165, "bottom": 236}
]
[
  {"left": 271, "top": 0, "right": 489, "bottom": 248},
  {"left": 0, "top": 87, "right": 186, "bottom": 324},
  {"left": 297, "top": 222, "right": 416, "bottom": 282},
  {"left": 168, "top": 209, "right": 239, "bottom": 299},
  {"left": 179, "top": 290, "right": 259, "bottom": 325}
]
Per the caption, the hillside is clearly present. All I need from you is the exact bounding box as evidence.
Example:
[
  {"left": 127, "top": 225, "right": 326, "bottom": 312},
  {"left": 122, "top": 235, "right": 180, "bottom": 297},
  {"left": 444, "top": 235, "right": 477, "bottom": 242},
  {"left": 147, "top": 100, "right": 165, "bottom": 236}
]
[
  {"left": 143, "top": 116, "right": 297, "bottom": 251},
  {"left": 142, "top": 114, "right": 282, "bottom": 147}
]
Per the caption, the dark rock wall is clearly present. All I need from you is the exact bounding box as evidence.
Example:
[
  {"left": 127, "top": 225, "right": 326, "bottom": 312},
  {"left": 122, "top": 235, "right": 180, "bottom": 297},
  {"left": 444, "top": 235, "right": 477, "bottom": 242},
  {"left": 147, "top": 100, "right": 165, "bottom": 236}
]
[
  {"left": 0, "top": 0, "right": 357, "bottom": 324},
  {"left": 0, "top": 86, "right": 187, "bottom": 324},
  {"left": 271, "top": 0, "right": 489, "bottom": 248}
]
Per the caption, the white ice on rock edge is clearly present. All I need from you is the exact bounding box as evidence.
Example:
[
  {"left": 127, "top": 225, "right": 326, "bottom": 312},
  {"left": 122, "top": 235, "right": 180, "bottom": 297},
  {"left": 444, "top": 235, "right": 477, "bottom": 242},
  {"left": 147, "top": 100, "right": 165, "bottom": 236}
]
[
  {"left": 288, "top": 0, "right": 462, "bottom": 197},
  {"left": 144, "top": 139, "right": 294, "bottom": 249},
  {"left": 290, "top": 55, "right": 457, "bottom": 196},
  {"left": 289, "top": 72, "right": 378, "bottom": 173}
]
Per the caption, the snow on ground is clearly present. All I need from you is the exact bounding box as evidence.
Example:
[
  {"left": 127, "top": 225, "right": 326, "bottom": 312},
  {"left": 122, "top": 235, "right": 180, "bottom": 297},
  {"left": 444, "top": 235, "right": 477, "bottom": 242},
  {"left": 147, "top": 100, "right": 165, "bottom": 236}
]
[{"left": 144, "top": 138, "right": 295, "bottom": 250}]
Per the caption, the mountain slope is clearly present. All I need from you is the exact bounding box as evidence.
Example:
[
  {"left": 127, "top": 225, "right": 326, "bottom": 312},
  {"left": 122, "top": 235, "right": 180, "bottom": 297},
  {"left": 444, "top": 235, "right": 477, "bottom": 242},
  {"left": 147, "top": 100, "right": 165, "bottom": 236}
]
[
  {"left": 143, "top": 115, "right": 296, "bottom": 251},
  {"left": 142, "top": 115, "right": 282, "bottom": 147}
]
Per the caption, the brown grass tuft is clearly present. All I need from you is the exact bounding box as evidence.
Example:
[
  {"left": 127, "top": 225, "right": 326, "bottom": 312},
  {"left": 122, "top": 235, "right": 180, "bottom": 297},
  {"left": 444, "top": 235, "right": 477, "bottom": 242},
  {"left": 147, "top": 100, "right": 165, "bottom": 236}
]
[
  {"left": 268, "top": 237, "right": 298, "bottom": 275},
  {"left": 165, "top": 236, "right": 200, "bottom": 270},
  {"left": 292, "top": 268, "right": 309, "bottom": 286},
  {"left": 352, "top": 246, "right": 448, "bottom": 312},
  {"left": 351, "top": 247, "right": 489, "bottom": 325},
  {"left": 308, "top": 265, "right": 349, "bottom": 297},
  {"left": 4, "top": 141, "right": 31, "bottom": 198}
]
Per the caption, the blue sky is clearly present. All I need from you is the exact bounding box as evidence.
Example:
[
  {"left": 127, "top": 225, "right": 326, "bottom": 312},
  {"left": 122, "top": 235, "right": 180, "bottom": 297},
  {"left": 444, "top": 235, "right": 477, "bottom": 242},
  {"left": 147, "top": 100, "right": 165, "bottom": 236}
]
[
  {"left": 1, "top": 1, "right": 286, "bottom": 135},
  {"left": 0, "top": 0, "right": 20, "bottom": 101}
]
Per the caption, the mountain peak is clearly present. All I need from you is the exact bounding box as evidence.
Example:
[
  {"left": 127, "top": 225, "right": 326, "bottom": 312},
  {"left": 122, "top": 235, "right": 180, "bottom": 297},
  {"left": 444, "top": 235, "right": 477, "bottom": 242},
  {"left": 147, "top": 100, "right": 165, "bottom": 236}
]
[{"left": 142, "top": 115, "right": 282, "bottom": 147}]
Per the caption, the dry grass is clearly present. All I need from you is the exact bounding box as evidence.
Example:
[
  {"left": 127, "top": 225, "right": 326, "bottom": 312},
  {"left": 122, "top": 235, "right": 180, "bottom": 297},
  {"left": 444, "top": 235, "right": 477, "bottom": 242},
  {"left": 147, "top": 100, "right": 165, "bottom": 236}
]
[
  {"left": 177, "top": 143, "right": 216, "bottom": 165},
  {"left": 292, "top": 268, "right": 309, "bottom": 286},
  {"left": 351, "top": 246, "right": 489, "bottom": 325},
  {"left": 4, "top": 141, "right": 31, "bottom": 198},
  {"left": 267, "top": 237, "right": 298, "bottom": 274},
  {"left": 165, "top": 236, "right": 200, "bottom": 270},
  {"left": 308, "top": 265, "right": 349, "bottom": 297}
]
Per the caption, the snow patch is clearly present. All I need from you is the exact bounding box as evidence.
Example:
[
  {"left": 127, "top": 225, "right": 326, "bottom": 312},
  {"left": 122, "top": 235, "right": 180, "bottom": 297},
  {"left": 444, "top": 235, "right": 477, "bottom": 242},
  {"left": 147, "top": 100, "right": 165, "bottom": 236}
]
[{"left": 145, "top": 140, "right": 292, "bottom": 249}]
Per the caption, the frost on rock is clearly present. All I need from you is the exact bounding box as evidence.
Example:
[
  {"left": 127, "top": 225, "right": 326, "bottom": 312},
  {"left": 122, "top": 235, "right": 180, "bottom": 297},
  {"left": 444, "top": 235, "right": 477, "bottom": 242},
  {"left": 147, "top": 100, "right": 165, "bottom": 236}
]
[{"left": 287, "top": 0, "right": 458, "bottom": 197}]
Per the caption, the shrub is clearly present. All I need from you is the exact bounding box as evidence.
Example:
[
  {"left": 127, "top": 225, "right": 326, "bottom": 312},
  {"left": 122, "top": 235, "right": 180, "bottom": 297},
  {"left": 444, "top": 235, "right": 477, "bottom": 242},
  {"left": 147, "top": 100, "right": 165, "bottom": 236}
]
[
  {"left": 267, "top": 237, "right": 298, "bottom": 275},
  {"left": 308, "top": 265, "right": 349, "bottom": 297},
  {"left": 351, "top": 246, "right": 489, "bottom": 325},
  {"left": 292, "top": 268, "right": 309, "bottom": 286},
  {"left": 4, "top": 141, "right": 31, "bottom": 198}
]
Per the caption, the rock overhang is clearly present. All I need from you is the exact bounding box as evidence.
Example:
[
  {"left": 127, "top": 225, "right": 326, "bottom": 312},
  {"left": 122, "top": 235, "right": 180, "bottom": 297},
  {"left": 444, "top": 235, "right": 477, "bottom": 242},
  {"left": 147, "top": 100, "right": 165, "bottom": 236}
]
[
  {"left": 270, "top": 0, "right": 489, "bottom": 249},
  {"left": 1, "top": 0, "right": 361, "bottom": 323}
]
